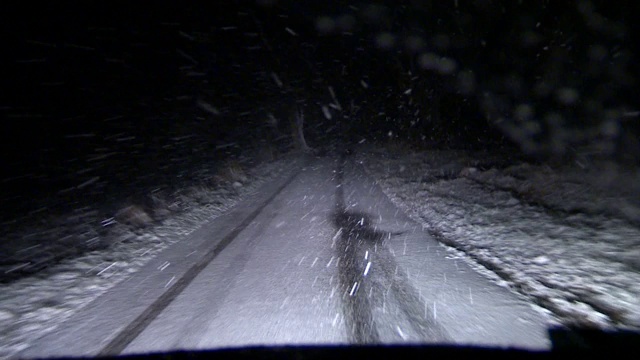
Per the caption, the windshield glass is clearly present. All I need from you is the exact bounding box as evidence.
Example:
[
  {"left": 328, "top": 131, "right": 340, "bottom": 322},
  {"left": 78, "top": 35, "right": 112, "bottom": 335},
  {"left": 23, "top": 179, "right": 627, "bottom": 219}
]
[{"left": 1, "top": 1, "right": 639, "bottom": 358}]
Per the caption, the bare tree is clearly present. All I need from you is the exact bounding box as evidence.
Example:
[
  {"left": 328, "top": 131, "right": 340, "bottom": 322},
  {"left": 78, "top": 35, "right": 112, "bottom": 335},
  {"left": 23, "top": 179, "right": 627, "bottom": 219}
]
[{"left": 290, "top": 103, "right": 315, "bottom": 154}]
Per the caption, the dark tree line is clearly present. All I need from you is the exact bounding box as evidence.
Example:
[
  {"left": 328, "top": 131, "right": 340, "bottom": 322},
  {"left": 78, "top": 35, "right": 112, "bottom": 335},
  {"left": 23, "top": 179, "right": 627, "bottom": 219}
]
[{"left": 252, "top": 0, "right": 639, "bottom": 162}]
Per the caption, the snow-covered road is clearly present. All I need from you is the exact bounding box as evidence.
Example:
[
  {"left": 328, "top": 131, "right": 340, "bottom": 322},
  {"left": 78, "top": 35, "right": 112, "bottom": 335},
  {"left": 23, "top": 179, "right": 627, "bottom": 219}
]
[{"left": 20, "top": 155, "right": 550, "bottom": 358}]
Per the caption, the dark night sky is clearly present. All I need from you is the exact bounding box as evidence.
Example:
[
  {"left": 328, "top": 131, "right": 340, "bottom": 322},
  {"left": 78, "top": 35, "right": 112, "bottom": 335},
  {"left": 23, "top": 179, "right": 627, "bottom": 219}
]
[{"left": 1, "top": 1, "right": 638, "bottom": 226}]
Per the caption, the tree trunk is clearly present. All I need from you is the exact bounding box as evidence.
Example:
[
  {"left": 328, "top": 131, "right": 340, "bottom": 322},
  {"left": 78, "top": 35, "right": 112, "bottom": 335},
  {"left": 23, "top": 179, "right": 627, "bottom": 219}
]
[{"left": 291, "top": 105, "right": 314, "bottom": 153}]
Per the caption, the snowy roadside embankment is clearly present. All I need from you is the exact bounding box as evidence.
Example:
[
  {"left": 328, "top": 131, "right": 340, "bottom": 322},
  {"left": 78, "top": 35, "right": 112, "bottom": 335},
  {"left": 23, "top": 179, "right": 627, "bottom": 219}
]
[
  {"left": 357, "top": 147, "right": 640, "bottom": 330},
  {"left": 0, "top": 154, "right": 297, "bottom": 359}
]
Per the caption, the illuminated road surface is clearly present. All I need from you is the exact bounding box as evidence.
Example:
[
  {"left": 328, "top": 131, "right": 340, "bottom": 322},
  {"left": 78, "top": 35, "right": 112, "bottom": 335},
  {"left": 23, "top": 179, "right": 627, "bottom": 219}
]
[{"left": 23, "top": 156, "right": 549, "bottom": 358}]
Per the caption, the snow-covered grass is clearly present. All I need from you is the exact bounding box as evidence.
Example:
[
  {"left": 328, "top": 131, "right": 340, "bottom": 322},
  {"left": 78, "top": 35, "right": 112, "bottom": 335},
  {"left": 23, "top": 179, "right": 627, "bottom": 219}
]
[
  {"left": 0, "top": 153, "right": 296, "bottom": 359},
  {"left": 0, "top": 154, "right": 261, "bottom": 283},
  {"left": 356, "top": 145, "right": 640, "bottom": 331}
]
